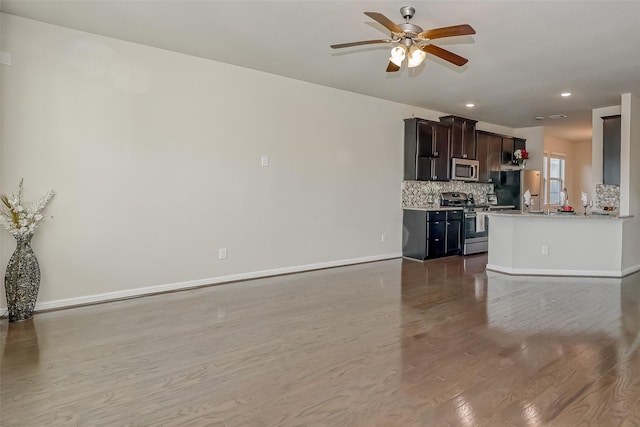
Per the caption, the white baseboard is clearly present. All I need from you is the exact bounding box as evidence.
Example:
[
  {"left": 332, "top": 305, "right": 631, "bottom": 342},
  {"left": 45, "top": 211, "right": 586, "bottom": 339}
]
[
  {"left": 1, "top": 253, "right": 401, "bottom": 316},
  {"left": 486, "top": 263, "right": 626, "bottom": 278},
  {"left": 622, "top": 264, "right": 640, "bottom": 277}
]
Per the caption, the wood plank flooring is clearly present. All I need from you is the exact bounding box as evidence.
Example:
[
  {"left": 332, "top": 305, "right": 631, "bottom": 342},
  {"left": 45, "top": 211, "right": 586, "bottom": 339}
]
[{"left": 2, "top": 255, "right": 640, "bottom": 426}]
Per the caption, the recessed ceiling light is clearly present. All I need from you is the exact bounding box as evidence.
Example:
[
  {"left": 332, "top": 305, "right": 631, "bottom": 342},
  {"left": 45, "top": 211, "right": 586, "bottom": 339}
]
[
  {"left": 465, "top": 103, "right": 475, "bottom": 108},
  {"left": 561, "top": 92, "right": 572, "bottom": 97},
  {"left": 549, "top": 114, "right": 567, "bottom": 120},
  {"left": 535, "top": 116, "right": 545, "bottom": 121}
]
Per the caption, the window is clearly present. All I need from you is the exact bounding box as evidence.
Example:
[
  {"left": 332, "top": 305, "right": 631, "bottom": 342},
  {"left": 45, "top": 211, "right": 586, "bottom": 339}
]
[{"left": 543, "top": 152, "right": 566, "bottom": 205}]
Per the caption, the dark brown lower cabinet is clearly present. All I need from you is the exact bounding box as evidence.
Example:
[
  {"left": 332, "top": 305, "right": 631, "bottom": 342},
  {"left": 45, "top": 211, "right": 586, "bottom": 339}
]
[
  {"left": 402, "top": 209, "right": 462, "bottom": 260},
  {"left": 445, "top": 211, "right": 462, "bottom": 256}
]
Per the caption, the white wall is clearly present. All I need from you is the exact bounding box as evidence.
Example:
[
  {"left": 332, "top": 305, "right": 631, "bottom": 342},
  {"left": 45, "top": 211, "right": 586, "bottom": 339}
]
[
  {"left": 477, "top": 121, "right": 516, "bottom": 137},
  {"left": 621, "top": 93, "right": 640, "bottom": 216},
  {"left": 1, "top": 14, "right": 461, "bottom": 309},
  {"left": 621, "top": 93, "right": 640, "bottom": 273},
  {"left": 544, "top": 135, "right": 584, "bottom": 208},
  {"left": 573, "top": 140, "right": 593, "bottom": 202},
  {"left": 514, "top": 126, "right": 544, "bottom": 172}
]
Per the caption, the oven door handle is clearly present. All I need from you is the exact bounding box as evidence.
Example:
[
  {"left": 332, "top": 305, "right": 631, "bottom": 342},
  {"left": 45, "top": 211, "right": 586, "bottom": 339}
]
[{"left": 465, "top": 213, "right": 477, "bottom": 219}]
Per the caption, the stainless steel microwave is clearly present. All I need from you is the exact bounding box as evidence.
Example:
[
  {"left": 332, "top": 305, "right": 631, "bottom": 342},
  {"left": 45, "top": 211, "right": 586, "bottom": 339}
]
[{"left": 450, "top": 158, "right": 479, "bottom": 181}]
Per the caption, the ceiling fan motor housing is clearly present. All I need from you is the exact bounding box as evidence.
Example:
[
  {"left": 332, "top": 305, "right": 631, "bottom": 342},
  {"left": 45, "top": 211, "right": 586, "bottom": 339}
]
[
  {"left": 398, "top": 23, "right": 423, "bottom": 39},
  {"left": 400, "top": 6, "right": 415, "bottom": 20}
]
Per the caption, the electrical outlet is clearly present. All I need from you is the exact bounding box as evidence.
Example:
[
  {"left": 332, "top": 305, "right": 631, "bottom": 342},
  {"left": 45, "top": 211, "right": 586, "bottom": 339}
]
[
  {"left": 261, "top": 156, "right": 269, "bottom": 167},
  {"left": 541, "top": 245, "right": 549, "bottom": 255},
  {"left": 219, "top": 248, "right": 228, "bottom": 260},
  {"left": 381, "top": 234, "right": 387, "bottom": 242}
]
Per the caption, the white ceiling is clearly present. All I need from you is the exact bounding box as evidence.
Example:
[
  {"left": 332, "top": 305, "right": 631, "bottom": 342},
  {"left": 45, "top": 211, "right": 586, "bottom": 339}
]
[{"left": 3, "top": 1, "right": 640, "bottom": 142}]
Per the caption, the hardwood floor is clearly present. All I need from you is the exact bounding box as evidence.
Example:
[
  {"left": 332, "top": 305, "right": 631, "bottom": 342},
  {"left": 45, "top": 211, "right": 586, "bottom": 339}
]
[{"left": 2, "top": 254, "right": 640, "bottom": 426}]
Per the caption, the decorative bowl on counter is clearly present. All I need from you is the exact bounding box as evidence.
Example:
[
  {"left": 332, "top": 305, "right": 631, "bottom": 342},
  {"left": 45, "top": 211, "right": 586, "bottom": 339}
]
[{"left": 591, "top": 206, "right": 618, "bottom": 216}]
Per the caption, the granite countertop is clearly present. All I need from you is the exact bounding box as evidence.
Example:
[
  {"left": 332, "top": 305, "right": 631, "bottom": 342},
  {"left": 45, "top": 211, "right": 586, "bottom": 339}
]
[
  {"left": 485, "top": 210, "right": 633, "bottom": 220},
  {"left": 403, "top": 206, "right": 463, "bottom": 212},
  {"left": 403, "top": 205, "right": 516, "bottom": 212}
]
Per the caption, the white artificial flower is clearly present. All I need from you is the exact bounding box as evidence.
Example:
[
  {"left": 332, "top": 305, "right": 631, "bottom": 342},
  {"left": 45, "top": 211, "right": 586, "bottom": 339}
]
[{"left": 0, "top": 180, "right": 55, "bottom": 236}]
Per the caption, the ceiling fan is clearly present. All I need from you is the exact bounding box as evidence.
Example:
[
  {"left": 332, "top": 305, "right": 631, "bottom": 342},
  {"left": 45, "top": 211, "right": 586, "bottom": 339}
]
[{"left": 330, "top": 6, "right": 475, "bottom": 72}]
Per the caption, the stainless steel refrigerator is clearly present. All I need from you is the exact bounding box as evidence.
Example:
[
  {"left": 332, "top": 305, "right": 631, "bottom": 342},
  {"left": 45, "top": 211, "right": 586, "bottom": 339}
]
[{"left": 490, "top": 170, "right": 543, "bottom": 211}]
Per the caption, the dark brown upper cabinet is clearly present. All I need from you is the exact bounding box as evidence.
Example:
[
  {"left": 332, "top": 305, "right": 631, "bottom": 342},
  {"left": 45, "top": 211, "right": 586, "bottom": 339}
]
[
  {"left": 404, "top": 118, "right": 451, "bottom": 181},
  {"left": 501, "top": 136, "right": 514, "bottom": 165},
  {"left": 439, "top": 115, "right": 478, "bottom": 160},
  {"left": 476, "top": 131, "right": 502, "bottom": 182},
  {"left": 602, "top": 115, "right": 621, "bottom": 186}
]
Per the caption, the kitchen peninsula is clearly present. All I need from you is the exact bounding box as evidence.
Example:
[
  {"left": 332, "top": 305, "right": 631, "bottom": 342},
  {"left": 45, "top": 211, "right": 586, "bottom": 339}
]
[{"left": 486, "top": 211, "right": 634, "bottom": 277}]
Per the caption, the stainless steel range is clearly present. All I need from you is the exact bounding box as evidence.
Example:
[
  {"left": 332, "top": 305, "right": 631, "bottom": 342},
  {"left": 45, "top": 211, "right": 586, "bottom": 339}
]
[{"left": 440, "top": 192, "right": 489, "bottom": 255}]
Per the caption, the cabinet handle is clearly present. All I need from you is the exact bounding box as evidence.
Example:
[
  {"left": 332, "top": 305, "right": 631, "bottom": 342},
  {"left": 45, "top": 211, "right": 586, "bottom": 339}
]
[
  {"left": 463, "top": 154, "right": 468, "bottom": 159},
  {"left": 433, "top": 151, "right": 439, "bottom": 157},
  {"left": 447, "top": 222, "right": 451, "bottom": 225}
]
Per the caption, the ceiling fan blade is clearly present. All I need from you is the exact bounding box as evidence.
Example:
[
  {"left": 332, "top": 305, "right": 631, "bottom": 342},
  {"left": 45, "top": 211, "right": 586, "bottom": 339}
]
[
  {"left": 419, "top": 24, "right": 476, "bottom": 40},
  {"left": 364, "top": 12, "right": 404, "bottom": 35},
  {"left": 386, "top": 61, "right": 401, "bottom": 72},
  {"left": 330, "top": 39, "right": 391, "bottom": 49},
  {"left": 421, "top": 44, "right": 469, "bottom": 66}
]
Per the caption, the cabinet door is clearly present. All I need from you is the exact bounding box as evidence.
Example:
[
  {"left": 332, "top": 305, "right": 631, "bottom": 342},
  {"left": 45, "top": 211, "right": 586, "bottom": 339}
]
[
  {"left": 449, "top": 119, "right": 465, "bottom": 159},
  {"left": 432, "top": 124, "right": 450, "bottom": 181},
  {"left": 441, "top": 116, "right": 477, "bottom": 160},
  {"left": 462, "top": 121, "right": 477, "bottom": 160},
  {"left": 476, "top": 131, "right": 502, "bottom": 182},
  {"left": 416, "top": 121, "right": 435, "bottom": 180},
  {"left": 487, "top": 135, "right": 502, "bottom": 180},
  {"left": 403, "top": 119, "right": 419, "bottom": 180},
  {"left": 501, "top": 137, "right": 515, "bottom": 165},
  {"left": 476, "top": 132, "right": 489, "bottom": 182},
  {"left": 514, "top": 138, "right": 526, "bottom": 153},
  {"left": 428, "top": 220, "right": 446, "bottom": 258},
  {"left": 603, "top": 115, "right": 621, "bottom": 186},
  {"left": 404, "top": 118, "right": 436, "bottom": 181},
  {"left": 446, "top": 219, "right": 461, "bottom": 255},
  {"left": 402, "top": 210, "right": 428, "bottom": 260}
]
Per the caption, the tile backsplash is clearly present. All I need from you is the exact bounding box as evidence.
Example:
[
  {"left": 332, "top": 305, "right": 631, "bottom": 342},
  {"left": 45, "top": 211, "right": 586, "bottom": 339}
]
[
  {"left": 402, "top": 180, "right": 494, "bottom": 208},
  {"left": 595, "top": 184, "right": 619, "bottom": 208}
]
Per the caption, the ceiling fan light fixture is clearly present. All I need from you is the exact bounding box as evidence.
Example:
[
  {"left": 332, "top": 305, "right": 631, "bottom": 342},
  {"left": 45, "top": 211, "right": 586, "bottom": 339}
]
[
  {"left": 390, "top": 45, "right": 406, "bottom": 67},
  {"left": 407, "top": 45, "right": 426, "bottom": 68},
  {"left": 331, "top": 8, "right": 475, "bottom": 71}
]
